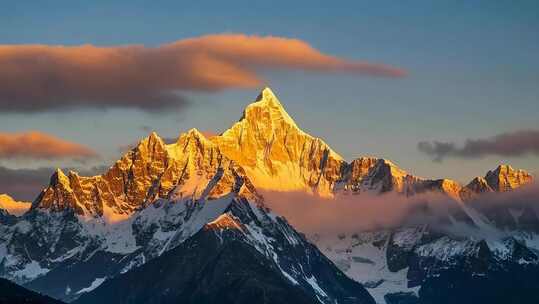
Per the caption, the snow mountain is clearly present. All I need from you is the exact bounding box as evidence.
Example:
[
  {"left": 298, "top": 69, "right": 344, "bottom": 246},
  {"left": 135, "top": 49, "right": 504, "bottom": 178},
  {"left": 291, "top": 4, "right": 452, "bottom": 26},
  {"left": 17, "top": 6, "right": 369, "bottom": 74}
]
[
  {"left": 312, "top": 163, "right": 537, "bottom": 303},
  {"left": 0, "top": 87, "right": 536, "bottom": 304},
  {"left": 75, "top": 197, "right": 374, "bottom": 304}
]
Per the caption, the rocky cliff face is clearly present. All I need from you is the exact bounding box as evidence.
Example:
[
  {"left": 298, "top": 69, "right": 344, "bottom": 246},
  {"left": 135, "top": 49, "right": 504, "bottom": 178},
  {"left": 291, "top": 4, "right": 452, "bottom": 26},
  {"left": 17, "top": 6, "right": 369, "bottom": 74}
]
[
  {"left": 460, "top": 164, "right": 534, "bottom": 202},
  {"left": 485, "top": 164, "right": 533, "bottom": 192},
  {"left": 212, "top": 88, "right": 345, "bottom": 196},
  {"left": 31, "top": 129, "right": 259, "bottom": 218},
  {"left": 337, "top": 157, "right": 465, "bottom": 200},
  {"left": 31, "top": 132, "right": 172, "bottom": 216}
]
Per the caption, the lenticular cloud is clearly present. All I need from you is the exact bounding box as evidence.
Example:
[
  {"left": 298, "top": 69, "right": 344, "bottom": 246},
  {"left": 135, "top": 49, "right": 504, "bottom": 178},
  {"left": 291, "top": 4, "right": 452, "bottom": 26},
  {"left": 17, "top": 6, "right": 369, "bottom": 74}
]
[{"left": 0, "top": 34, "right": 406, "bottom": 113}]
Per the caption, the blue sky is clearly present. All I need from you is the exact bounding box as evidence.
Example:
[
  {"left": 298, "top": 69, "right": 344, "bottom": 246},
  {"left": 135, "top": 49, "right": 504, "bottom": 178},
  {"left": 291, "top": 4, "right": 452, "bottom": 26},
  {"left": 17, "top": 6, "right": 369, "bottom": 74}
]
[{"left": 1, "top": 0, "right": 538, "bottom": 183}]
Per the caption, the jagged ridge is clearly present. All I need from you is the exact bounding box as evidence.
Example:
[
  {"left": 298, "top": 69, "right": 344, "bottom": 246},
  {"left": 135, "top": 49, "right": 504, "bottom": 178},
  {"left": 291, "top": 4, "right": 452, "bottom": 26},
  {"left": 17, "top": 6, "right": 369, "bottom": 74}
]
[{"left": 31, "top": 88, "right": 534, "bottom": 216}]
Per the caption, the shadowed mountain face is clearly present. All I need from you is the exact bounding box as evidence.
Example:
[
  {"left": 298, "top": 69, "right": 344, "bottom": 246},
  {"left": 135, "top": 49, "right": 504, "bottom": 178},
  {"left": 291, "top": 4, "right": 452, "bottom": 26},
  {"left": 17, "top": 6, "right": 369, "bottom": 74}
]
[
  {"left": 75, "top": 198, "right": 374, "bottom": 304},
  {"left": 0, "top": 278, "right": 64, "bottom": 304},
  {"left": 0, "top": 88, "right": 536, "bottom": 304}
]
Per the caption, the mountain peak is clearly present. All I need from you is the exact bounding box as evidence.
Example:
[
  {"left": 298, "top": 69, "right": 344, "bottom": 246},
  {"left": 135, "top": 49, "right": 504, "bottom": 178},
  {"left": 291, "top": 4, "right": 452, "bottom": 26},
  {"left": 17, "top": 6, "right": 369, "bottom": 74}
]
[
  {"left": 51, "top": 168, "right": 70, "bottom": 187},
  {"left": 144, "top": 131, "right": 165, "bottom": 147},
  {"left": 0, "top": 194, "right": 30, "bottom": 216},
  {"left": 241, "top": 87, "right": 299, "bottom": 130},
  {"left": 493, "top": 164, "right": 514, "bottom": 174},
  {"left": 256, "top": 87, "right": 279, "bottom": 103},
  {"left": 204, "top": 213, "right": 244, "bottom": 232},
  {"left": 213, "top": 88, "right": 344, "bottom": 195},
  {"left": 184, "top": 128, "right": 210, "bottom": 142},
  {"left": 485, "top": 164, "right": 533, "bottom": 192}
]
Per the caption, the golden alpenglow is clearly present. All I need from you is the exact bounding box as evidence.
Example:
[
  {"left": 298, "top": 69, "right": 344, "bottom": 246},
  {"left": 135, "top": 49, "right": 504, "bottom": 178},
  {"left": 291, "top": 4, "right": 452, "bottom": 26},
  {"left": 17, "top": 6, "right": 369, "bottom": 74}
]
[
  {"left": 0, "top": 194, "right": 30, "bottom": 216},
  {"left": 31, "top": 88, "right": 534, "bottom": 219},
  {"left": 213, "top": 88, "right": 345, "bottom": 196}
]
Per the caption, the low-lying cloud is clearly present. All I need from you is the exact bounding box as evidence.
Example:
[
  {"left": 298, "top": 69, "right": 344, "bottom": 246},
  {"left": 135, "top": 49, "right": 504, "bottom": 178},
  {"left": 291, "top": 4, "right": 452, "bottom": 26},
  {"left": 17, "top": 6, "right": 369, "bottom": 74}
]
[
  {"left": 262, "top": 185, "right": 539, "bottom": 236},
  {"left": 418, "top": 129, "right": 539, "bottom": 161},
  {"left": 0, "top": 34, "right": 406, "bottom": 113},
  {"left": 0, "top": 131, "right": 97, "bottom": 160},
  {"left": 262, "top": 190, "right": 460, "bottom": 235},
  {"left": 468, "top": 184, "right": 539, "bottom": 213}
]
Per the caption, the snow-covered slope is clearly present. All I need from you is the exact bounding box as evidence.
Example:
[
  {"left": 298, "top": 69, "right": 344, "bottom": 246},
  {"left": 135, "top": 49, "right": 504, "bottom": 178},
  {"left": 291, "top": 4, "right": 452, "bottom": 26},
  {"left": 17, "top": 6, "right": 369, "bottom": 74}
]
[
  {"left": 2, "top": 130, "right": 263, "bottom": 301},
  {"left": 75, "top": 197, "right": 375, "bottom": 304},
  {"left": 310, "top": 224, "right": 539, "bottom": 303}
]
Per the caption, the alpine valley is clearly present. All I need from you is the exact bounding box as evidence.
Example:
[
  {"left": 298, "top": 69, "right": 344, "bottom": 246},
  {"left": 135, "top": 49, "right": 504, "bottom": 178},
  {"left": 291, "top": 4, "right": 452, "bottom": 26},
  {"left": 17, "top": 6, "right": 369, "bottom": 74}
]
[{"left": 0, "top": 88, "right": 537, "bottom": 304}]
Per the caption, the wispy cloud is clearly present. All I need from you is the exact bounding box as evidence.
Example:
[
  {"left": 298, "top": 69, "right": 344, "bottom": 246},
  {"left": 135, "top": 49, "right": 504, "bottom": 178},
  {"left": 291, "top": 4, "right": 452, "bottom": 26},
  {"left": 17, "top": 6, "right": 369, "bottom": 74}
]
[
  {"left": 0, "top": 34, "right": 406, "bottom": 113},
  {"left": 0, "top": 131, "right": 97, "bottom": 160},
  {"left": 418, "top": 129, "right": 539, "bottom": 161}
]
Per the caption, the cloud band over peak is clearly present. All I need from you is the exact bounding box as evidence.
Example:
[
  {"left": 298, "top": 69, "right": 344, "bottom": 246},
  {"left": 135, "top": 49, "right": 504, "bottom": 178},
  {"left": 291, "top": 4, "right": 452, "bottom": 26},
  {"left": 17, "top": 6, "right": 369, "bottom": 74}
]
[{"left": 0, "top": 34, "right": 406, "bottom": 113}]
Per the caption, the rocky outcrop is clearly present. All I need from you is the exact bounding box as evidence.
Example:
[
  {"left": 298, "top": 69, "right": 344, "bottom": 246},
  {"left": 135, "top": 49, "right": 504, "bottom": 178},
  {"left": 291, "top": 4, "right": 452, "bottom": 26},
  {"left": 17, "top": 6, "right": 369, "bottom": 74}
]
[
  {"left": 338, "top": 157, "right": 463, "bottom": 200},
  {"left": 212, "top": 88, "right": 345, "bottom": 196},
  {"left": 460, "top": 165, "right": 533, "bottom": 202},
  {"left": 459, "top": 177, "right": 493, "bottom": 201},
  {"left": 31, "top": 130, "right": 259, "bottom": 217},
  {"left": 484, "top": 164, "right": 533, "bottom": 192}
]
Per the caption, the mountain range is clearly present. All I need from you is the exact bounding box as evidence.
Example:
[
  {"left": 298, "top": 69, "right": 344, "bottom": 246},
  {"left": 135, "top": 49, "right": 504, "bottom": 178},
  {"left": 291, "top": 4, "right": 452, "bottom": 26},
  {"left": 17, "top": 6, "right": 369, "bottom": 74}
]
[{"left": 0, "top": 88, "right": 537, "bottom": 304}]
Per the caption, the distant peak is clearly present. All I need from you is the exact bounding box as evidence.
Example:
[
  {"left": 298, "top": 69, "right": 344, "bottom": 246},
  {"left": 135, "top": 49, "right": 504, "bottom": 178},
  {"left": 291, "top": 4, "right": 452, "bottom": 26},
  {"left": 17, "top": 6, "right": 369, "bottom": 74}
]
[
  {"left": 485, "top": 164, "right": 533, "bottom": 192},
  {"left": 178, "top": 128, "right": 214, "bottom": 146},
  {"left": 186, "top": 128, "right": 204, "bottom": 138},
  {"left": 0, "top": 193, "right": 14, "bottom": 201},
  {"left": 493, "top": 164, "right": 514, "bottom": 173},
  {"left": 464, "top": 176, "right": 493, "bottom": 193},
  {"left": 149, "top": 131, "right": 159, "bottom": 138},
  {"left": 488, "top": 164, "right": 530, "bottom": 177},
  {"left": 0, "top": 194, "right": 30, "bottom": 216},
  {"left": 469, "top": 176, "right": 489, "bottom": 185}
]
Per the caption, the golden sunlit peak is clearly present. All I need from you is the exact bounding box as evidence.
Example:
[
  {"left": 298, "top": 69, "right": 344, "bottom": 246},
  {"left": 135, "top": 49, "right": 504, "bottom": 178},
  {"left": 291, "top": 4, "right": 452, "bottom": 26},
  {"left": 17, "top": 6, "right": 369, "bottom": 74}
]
[
  {"left": 53, "top": 168, "right": 68, "bottom": 180},
  {"left": 205, "top": 213, "right": 244, "bottom": 231},
  {"left": 186, "top": 128, "right": 205, "bottom": 138},
  {"left": 256, "top": 86, "right": 278, "bottom": 102},
  {"left": 149, "top": 131, "right": 160, "bottom": 139},
  {"left": 255, "top": 87, "right": 287, "bottom": 111},
  {"left": 176, "top": 128, "right": 214, "bottom": 147},
  {"left": 147, "top": 131, "right": 165, "bottom": 144},
  {"left": 0, "top": 194, "right": 30, "bottom": 216},
  {"left": 49, "top": 168, "right": 73, "bottom": 191}
]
